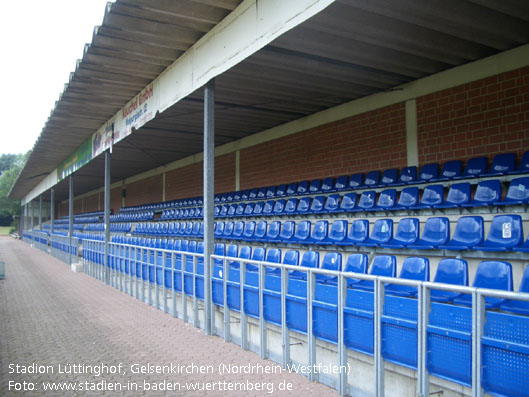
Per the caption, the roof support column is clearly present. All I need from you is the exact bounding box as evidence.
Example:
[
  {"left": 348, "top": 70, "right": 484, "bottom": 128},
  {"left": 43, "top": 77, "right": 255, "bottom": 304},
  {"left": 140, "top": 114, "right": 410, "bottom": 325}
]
[
  {"left": 30, "top": 200, "right": 34, "bottom": 231},
  {"left": 203, "top": 79, "right": 215, "bottom": 335},
  {"left": 39, "top": 195, "right": 42, "bottom": 231},
  {"left": 50, "top": 188, "right": 55, "bottom": 235},
  {"left": 20, "top": 203, "right": 24, "bottom": 236},
  {"left": 69, "top": 176, "right": 74, "bottom": 265},
  {"left": 104, "top": 149, "right": 111, "bottom": 285}
]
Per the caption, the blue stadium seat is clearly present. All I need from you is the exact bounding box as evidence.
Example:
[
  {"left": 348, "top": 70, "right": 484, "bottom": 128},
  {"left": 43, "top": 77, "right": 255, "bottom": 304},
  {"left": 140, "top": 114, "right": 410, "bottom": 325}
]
[
  {"left": 398, "top": 166, "right": 417, "bottom": 184},
  {"left": 309, "top": 196, "right": 325, "bottom": 214},
  {"left": 408, "top": 217, "right": 450, "bottom": 250},
  {"left": 338, "top": 193, "right": 356, "bottom": 212},
  {"left": 265, "top": 221, "right": 281, "bottom": 243},
  {"left": 323, "top": 194, "right": 340, "bottom": 213},
  {"left": 435, "top": 182, "right": 471, "bottom": 208},
  {"left": 276, "top": 184, "right": 287, "bottom": 197},
  {"left": 233, "top": 191, "right": 242, "bottom": 201},
  {"left": 214, "top": 221, "right": 225, "bottom": 237},
  {"left": 262, "top": 200, "right": 275, "bottom": 216},
  {"left": 252, "top": 201, "right": 264, "bottom": 216},
  {"left": 222, "top": 221, "right": 235, "bottom": 239},
  {"left": 394, "top": 187, "right": 419, "bottom": 209},
  {"left": 248, "top": 188, "right": 258, "bottom": 200},
  {"left": 335, "top": 219, "right": 369, "bottom": 246},
  {"left": 495, "top": 177, "right": 529, "bottom": 205},
  {"left": 410, "top": 163, "right": 439, "bottom": 184},
  {"left": 316, "top": 252, "right": 342, "bottom": 284},
  {"left": 438, "top": 160, "right": 462, "bottom": 180},
  {"left": 374, "top": 189, "right": 397, "bottom": 210},
  {"left": 380, "top": 218, "right": 420, "bottom": 248},
  {"left": 295, "top": 197, "right": 311, "bottom": 215},
  {"left": 264, "top": 248, "right": 282, "bottom": 275},
  {"left": 293, "top": 220, "right": 311, "bottom": 244},
  {"left": 309, "top": 179, "right": 322, "bottom": 194},
  {"left": 266, "top": 185, "right": 277, "bottom": 198},
  {"left": 272, "top": 199, "right": 286, "bottom": 215},
  {"left": 257, "top": 187, "right": 267, "bottom": 199},
  {"left": 219, "top": 205, "right": 229, "bottom": 217},
  {"left": 500, "top": 266, "right": 529, "bottom": 315},
  {"left": 454, "top": 156, "right": 487, "bottom": 179},
  {"left": 462, "top": 179, "right": 501, "bottom": 207},
  {"left": 286, "top": 182, "right": 297, "bottom": 196},
  {"left": 430, "top": 258, "right": 468, "bottom": 302},
  {"left": 321, "top": 177, "right": 334, "bottom": 193},
  {"left": 453, "top": 261, "right": 513, "bottom": 308},
  {"left": 235, "top": 203, "right": 246, "bottom": 216},
  {"left": 354, "top": 255, "right": 397, "bottom": 291},
  {"left": 364, "top": 170, "right": 381, "bottom": 187},
  {"left": 411, "top": 184, "right": 444, "bottom": 209},
  {"left": 511, "top": 150, "right": 529, "bottom": 174},
  {"left": 243, "top": 202, "right": 255, "bottom": 216},
  {"left": 356, "top": 219, "right": 393, "bottom": 247},
  {"left": 297, "top": 180, "right": 310, "bottom": 195},
  {"left": 380, "top": 168, "right": 399, "bottom": 186},
  {"left": 474, "top": 214, "right": 523, "bottom": 251},
  {"left": 327, "top": 220, "right": 347, "bottom": 245},
  {"left": 439, "top": 216, "right": 483, "bottom": 250},
  {"left": 252, "top": 221, "right": 267, "bottom": 242},
  {"left": 354, "top": 190, "right": 376, "bottom": 212},
  {"left": 308, "top": 220, "right": 328, "bottom": 245},
  {"left": 484, "top": 152, "right": 515, "bottom": 176},
  {"left": 227, "top": 204, "right": 237, "bottom": 217},
  {"left": 232, "top": 221, "right": 245, "bottom": 240},
  {"left": 348, "top": 173, "right": 364, "bottom": 189},
  {"left": 334, "top": 175, "right": 348, "bottom": 191},
  {"left": 385, "top": 257, "right": 430, "bottom": 297},
  {"left": 279, "top": 221, "right": 296, "bottom": 243},
  {"left": 343, "top": 253, "right": 368, "bottom": 287},
  {"left": 283, "top": 250, "right": 300, "bottom": 267},
  {"left": 284, "top": 198, "right": 298, "bottom": 215}
]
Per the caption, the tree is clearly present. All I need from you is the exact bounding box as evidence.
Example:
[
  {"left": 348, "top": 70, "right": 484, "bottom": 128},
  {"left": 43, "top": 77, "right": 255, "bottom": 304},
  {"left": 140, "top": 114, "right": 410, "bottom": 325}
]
[{"left": 0, "top": 152, "right": 29, "bottom": 226}]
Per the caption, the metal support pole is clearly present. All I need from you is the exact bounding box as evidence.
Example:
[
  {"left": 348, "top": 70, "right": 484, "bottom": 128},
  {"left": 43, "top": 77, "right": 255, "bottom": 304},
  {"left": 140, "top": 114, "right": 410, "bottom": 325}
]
[
  {"left": 30, "top": 200, "right": 34, "bottom": 231},
  {"left": 69, "top": 176, "right": 74, "bottom": 265},
  {"left": 50, "top": 188, "right": 55, "bottom": 235},
  {"left": 203, "top": 78, "right": 215, "bottom": 335},
  {"left": 39, "top": 195, "right": 42, "bottom": 231},
  {"left": 19, "top": 203, "right": 24, "bottom": 236},
  {"left": 104, "top": 150, "right": 111, "bottom": 285}
]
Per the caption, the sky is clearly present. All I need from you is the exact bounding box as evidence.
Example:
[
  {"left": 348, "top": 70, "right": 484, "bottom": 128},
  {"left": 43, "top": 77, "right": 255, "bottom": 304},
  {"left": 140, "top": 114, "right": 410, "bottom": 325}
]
[{"left": 0, "top": 0, "right": 113, "bottom": 155}]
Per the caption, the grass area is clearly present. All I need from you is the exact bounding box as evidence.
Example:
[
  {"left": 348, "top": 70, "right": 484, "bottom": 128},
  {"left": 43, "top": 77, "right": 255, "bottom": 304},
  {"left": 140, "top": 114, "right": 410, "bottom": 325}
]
[{"left": 0, "top": 226, "right": 12, "bottom": 235}]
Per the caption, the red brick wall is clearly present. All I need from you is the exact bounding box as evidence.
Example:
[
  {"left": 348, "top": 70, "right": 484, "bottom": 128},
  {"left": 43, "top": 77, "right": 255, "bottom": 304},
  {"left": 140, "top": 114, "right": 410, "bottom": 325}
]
[
  {"left": 125, "top": 175, "right": 163, "bottom": 207},
  {"left": 74, "top": 198, "right": 82, "bottom": 215},
  {"left": 82, "top": 193, "right": 100, "bottom": 213},
  {"left": 417, "top": 66, "right": 529, "bottom": 165},
  {"left": 111, "top": 187, "right": 122, "bottom": 213},
  {"left": 240, "top": 103, "right": 407, "bottom": 189},
  {"left": 165, "top": 153, "right": 235, "bottom": 199}
]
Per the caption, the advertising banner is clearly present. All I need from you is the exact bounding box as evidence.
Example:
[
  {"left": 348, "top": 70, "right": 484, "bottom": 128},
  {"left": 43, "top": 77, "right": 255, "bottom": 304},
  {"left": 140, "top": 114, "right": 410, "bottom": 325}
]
[{"left": 57, "top": 137, "right": 93, "bottom": 182}]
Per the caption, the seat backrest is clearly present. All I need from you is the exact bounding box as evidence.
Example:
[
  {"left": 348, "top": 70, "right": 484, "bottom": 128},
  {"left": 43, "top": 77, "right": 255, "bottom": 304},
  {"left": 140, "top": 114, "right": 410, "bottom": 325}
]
[
  {"left": 348, "top": 173, "right": 363, "bottom": 189},
  {"left": 348, "top": 219, "right": 369, "bottom": 243},
  {"left": 296, "top": 197, "right": 311, "bottom": 213},
  {"left": 488, "top": 153, "right": 515, "bottom": 174},
  {"left": 394, "top": 218, "right": 420, "bottom": 243},
  {"left": 297, "top": 180, "right": 309, "bottom": 195},
  {"left": 340, "top": 193, "right": 357, "bottom": 211},
  {"left": 309, "top": 179, "right": 322, "bottom": 194},
  {"left": 399, "top": 166, "right": 417, "bottom": 184},
  {"left": 273, "top": 199, "right": 286, "bottom": 214},
  {"left": 365, "top": 170, "right": 380, "bottom": 187},
  {"left": 279, "top": 221, "right": 295, "bottom": 241},
  {"left": 440, "top": 160, "right": 462, "bottom": 179},
  {"left": 369, "top": 219, "right": 393, "bottom": 243},
  {"left": 266, "top": 248, "right": 282, "bottom": 264},
  {"left": 283, "top": 250, "right": 300, "bottom": 267},
  {"left": 254, "top": 221, "right": 267, "bottom": 239},
  {"left": 376, "top": 189, "right": 396, "bottom": 208},
  {"left": 452, "top": 216, "right": 484, "bottom": 245},
  {"left": 253, "top": 201, "right": 264, "bottom": 216},
  {"left": 324, "top": 194, "right": 340, "bottom": 212},
  {"left": 417, "top": 163, "right": 439, "bottom": 183},
  {"left": 320, "top": 253, "right": 342, "bottom": 274},
  {"left": 399, "top": 257, "right": 429, "bottom": 281},
  {"left": 421, "top": 217, "right": 450, "bottom": 244},
  {"left": 252, "top": 247, "right": 266, "bottom": 262},
  {"left": 397, "top": 187, "right": 419, "bottom": 207},
  {"left": 294, "top": 220, "right": 311, "bottom": 241},
  {"left": 518, "top": 266, "right": 529, "bottom": 293},
  {"left": 420, "top": 184, "right": 444, "bottom": 205},
  {"left": 334, "top": 175, "right": 348, "bottom": 191},
  {"left": 238, "top": 246, "right": 252, "bottom": 261},
  {"left": 471, "top": 179, "right": 501, "bottom": 203},
  {"left": 310, "top": 220, "right": 328, "bottom": 242},
  {"left": 235, "top": 203, "right": 245, "bottom": 216},
  {"left": 434, "top": 258, "right": 468, "bottom": 286},
  {"left": 266, "top": 185, "right": 277, "bottom": 198},
  {"left": 321, "top": 177, "right": 334, "bottom": 192},
  {"left": 257, "top": 187, "right": 267, "bottom": 199},
  {"left": 381, "top": 168, "right": 399, "bottom": 185},
  {"left": 226, "top": 244, "right": 239, "bottom": 259},
  {"left": 262, "top": 200, "right": 275, "bottom": 215},
  {"left": 445, "top": 182, "right": 471, "bottom": 205},
  {"left": 286, "top": 182, "right": 298, "bottom": 196},
  {"left": 243, "top": 221, "right": 256, "bottom": 239},
  {"left": 472, "top": 261, "right": 513, "bottom": 291},
  {"left": 285, "top": 198, "right": 298, "bottom": 213},
  {"left": 370, "top": 255, "right": 397, "bottom": 277},
  {"left": 266, "top": 221, "right": 281, "bottom": 240},
  {"left": 483, "top": 214, "right": 523, "bottom": 247},
  {"left": 276, "top": 184, "right": 287, "bottom": 197},
  {"left": 223, "top": 221, "right": 235, "bottom": 237},
  {"left": 329, "top": 220, "right": 347, "bottom": 241},
  {"left": 462, "top": 156, "right": 487, "bottom": 178},
  {"left": 357, "top": 190, "right": 376, "bottom": 209},
  {"left": 310, "top": 196, "right": 325, "bottom": 212},
  {"left": 344, "top": 253, "right": 368, "bottom": 274},
  {"left": 233, "top": 221, "right": 245, "bottom": 236},
  {"left": 504, "top": 177, "right": 529, "bottom": 201}
]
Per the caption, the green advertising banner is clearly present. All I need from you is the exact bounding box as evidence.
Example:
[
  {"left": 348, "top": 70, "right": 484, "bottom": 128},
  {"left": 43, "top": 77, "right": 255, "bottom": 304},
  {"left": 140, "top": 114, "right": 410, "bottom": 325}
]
[{"left": 57, "top": 137, "right": 93, "bottom": 182}]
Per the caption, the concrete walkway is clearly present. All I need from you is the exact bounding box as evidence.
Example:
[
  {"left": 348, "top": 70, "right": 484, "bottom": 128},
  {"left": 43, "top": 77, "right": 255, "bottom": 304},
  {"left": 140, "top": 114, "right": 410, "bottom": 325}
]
[{"left": 0, "top": 237, "right": 338, "bottom": 396}]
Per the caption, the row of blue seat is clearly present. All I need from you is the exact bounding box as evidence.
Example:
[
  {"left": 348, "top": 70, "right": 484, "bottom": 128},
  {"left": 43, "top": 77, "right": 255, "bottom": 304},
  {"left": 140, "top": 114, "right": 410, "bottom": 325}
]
[
  {"left": 158, "top": 177, "right": 529, "bottom": 221},
  {"left": 110, "top": 211, "right": 154, "bottom": 222}
]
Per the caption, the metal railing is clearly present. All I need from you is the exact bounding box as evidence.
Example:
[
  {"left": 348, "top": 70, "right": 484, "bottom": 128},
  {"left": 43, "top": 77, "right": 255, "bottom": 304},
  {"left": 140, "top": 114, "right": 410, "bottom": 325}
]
[
  {"left": 79, "top": 239, "right": 529, "bottom": 397},
  {"left": 50, "top": 234, "right": 78, "bottom": 264}
]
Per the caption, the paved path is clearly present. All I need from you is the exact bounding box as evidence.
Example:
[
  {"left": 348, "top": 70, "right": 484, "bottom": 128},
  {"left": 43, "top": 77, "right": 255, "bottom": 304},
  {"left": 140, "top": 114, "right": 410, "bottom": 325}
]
[{"left": 0, "top": 237, "right": 338, "bottom": 396}]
